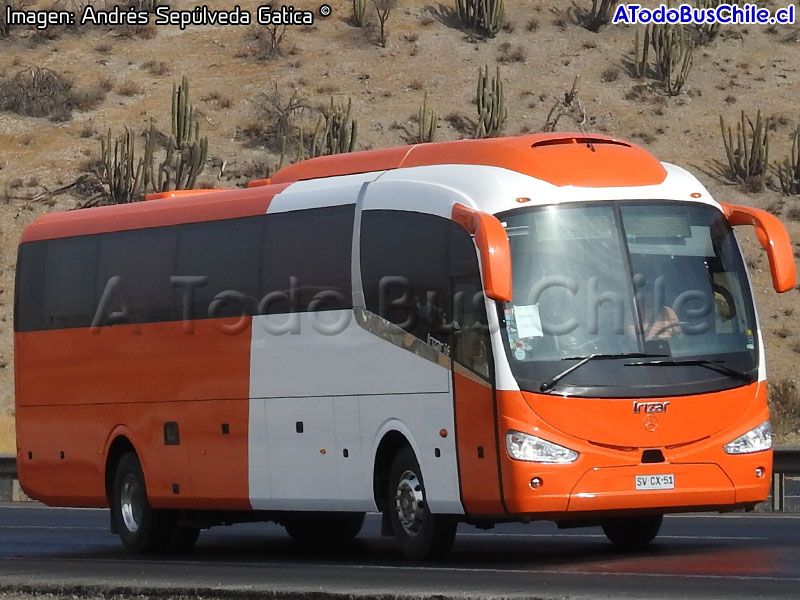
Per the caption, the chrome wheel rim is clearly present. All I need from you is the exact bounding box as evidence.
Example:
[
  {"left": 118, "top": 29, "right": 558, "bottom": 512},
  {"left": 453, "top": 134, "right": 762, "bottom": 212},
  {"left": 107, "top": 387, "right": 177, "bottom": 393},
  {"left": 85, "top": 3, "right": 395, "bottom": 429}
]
[
  {"left": 395, "top": 470, "right": 425, "bottom": 537},
  {"left": 120, "top": 473, "right": 142, "bottom": 533}
]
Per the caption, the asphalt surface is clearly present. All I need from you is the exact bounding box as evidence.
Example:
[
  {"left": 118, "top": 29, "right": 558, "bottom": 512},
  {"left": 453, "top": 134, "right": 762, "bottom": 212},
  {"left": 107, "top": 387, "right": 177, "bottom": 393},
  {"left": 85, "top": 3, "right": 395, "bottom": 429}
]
[{"left": 0, "top": 504, "right": 799, "bottom": 599}]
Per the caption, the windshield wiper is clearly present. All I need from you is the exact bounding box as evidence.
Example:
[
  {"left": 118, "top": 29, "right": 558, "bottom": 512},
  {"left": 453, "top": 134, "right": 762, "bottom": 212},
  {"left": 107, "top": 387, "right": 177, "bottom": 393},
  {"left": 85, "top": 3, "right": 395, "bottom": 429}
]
[
  {"left": 624, "top": 358, "right": 751, "bottom": 382},
  {"left": 539, "top": 353, "right": 666, "bottom": 393}
]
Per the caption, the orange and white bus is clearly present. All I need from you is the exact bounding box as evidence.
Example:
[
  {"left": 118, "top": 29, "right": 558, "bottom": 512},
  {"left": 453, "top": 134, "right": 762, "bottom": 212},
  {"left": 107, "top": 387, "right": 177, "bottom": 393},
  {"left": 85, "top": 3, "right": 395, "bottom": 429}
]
[{"left": 14, "top": 134, "right": 796, "bottom": 559}]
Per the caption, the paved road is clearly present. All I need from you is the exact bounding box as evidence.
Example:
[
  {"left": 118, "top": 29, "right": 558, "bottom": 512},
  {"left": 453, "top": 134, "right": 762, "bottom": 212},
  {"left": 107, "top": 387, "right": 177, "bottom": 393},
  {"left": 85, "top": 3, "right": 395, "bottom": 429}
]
[{"left": 0, "top": 504, "right": 799, "bottom": 599}]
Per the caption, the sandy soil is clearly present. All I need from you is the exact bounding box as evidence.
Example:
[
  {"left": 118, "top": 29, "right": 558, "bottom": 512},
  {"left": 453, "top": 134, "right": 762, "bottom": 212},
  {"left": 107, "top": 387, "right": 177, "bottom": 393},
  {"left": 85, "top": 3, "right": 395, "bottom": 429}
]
[{"left": 0, "top": 0, "right": 799, "bottom": 451}]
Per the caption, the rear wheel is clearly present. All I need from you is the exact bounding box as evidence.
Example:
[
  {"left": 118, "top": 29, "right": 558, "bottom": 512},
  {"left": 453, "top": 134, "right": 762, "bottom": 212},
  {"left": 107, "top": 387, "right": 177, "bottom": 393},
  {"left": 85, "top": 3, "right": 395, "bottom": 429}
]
[
  {"left": 111, "top": 452, "right": 199, "bottom": 553},
  {"left": 387, "top": 446, "right": 456, "bottom": 560},
  {"left": 284, "top": 513, "right": 365, "bottom": 543},
  {"left": 601, "top": 514, "right": 663, "bottom": 550}
]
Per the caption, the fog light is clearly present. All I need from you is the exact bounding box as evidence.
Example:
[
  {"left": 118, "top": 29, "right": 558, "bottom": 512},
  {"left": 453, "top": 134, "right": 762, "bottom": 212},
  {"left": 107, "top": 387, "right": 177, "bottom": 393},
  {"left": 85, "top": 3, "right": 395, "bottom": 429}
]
[
  {"left": 530, "top": 477, "right": 543, "bottom": 489},
  {"left": 755, "top": 467, "right": 765, "bottom": 478}
]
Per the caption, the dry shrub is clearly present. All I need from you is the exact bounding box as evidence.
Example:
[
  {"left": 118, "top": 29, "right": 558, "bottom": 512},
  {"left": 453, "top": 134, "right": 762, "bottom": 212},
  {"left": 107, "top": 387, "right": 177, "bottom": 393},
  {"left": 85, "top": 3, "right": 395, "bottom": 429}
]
[
  {"left": 497, "top": 43, "right": 526, "bottom": 64},
  {"left": 0, "top": 67, "right": 74, "bottom": 118},
  {"left": 0, "top": 67, "right": 108, "bottom": 120},
  {"left": 0, "top": 0, "right": 34, "bottom": 39},
  {"left": 117, "top": 79, "right": 144, "bottom": 96},
  {"left": 244, "top": 23, "right": 290, "bottom": 60},
  {"left": 770, "top": 379, "right": 800, "bottom": 438},
  {"left": 141, "top": 60, "right": 170, "bottom": 76}
]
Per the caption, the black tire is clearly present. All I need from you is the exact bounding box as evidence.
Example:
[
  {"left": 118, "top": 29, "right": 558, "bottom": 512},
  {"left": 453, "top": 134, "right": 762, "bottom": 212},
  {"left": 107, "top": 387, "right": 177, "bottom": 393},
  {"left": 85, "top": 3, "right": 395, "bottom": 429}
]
[
  {"left": 284, "top": 513, "right": 365, "bottom": 543},
  {"left": 387, "top": 446, "right": 456, "bottom": 560},
  {"left": 111, "top": 452, "right": 198, "bottom": 553},
  {"left": 601, "top": 514, "right": 663, "bottom": 550}
]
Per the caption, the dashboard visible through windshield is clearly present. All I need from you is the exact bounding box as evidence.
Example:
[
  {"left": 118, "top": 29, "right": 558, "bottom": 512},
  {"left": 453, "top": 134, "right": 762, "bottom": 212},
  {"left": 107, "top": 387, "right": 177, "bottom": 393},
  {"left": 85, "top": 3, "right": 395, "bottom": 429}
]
[{"left": 498, "top": 201, "right": 759, "bottom": 398}]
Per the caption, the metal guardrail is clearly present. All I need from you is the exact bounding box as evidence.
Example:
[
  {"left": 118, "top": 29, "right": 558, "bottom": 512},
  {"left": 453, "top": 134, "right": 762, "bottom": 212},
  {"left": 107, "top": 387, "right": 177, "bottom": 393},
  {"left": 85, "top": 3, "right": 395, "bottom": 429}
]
[
  {"left": 771, "top": 446, "right": 800, "bottom": 511},
  {"left": 0, "top": 455, "right": 16, "bottom": 477},
  {"left": 2, "top": 450, "right": 800, "bottom": 508}
]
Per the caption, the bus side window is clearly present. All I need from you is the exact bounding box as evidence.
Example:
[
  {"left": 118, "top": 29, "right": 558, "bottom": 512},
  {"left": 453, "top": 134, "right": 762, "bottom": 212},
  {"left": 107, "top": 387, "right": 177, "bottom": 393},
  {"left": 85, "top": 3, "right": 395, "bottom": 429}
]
[
  {"left": 42, "top": 237, "right": 98, "bottom": 329},
  {"left": 360, "top": 210, "right": 452, "bottom": 347},
  {"left": 176, "top": 218, "right": 262, "bottom": 320},
  {"left": 451, "top": 224, "right": 491, "bottom": 381},
  {"left": 262, "top": 206, "right": 354, "bottom": 314},
  {"left": 96, "top": 229, "right": 177, "bottom": 324}
]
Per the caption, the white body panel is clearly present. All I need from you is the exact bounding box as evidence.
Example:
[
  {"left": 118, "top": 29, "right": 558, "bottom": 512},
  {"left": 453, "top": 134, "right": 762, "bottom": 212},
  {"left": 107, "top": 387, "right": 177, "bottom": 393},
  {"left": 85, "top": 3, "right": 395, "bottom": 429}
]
[{"left": 247, "top": 312, "right": 460, "bottom": 512}]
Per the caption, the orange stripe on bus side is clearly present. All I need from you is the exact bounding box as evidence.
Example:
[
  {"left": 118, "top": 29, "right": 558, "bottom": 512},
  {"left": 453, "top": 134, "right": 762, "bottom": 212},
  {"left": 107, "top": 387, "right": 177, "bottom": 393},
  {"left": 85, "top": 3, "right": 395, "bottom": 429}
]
[{"left": 14, "top": 320, "right": 252, "bottom": 509}]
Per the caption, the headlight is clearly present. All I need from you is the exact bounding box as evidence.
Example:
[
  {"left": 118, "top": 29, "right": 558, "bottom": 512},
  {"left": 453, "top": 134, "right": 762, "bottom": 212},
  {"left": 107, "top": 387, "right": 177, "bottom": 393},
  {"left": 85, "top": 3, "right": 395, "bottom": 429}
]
[
  {"left": 723, "top": 420, "right": 773, "bottom": 454},
  {"left": 506, "top": 431, "right": 579, "bottom": 463}
]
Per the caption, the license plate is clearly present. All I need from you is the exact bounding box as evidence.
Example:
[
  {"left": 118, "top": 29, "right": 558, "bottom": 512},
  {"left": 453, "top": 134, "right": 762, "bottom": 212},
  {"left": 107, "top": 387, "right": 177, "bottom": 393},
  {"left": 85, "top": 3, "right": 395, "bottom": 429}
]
[{"left": 635, "top": 474, "right": 675, "bottom": 490}]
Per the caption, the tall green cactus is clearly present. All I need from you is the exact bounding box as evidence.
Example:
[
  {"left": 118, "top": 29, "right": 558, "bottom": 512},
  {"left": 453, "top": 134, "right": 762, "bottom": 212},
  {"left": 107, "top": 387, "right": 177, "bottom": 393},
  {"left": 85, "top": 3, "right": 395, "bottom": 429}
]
[
  {"left": 582, "top": 0, "right": 619, "bottom": 32},
  {"left": 418, "top": 91, "right": 438, "bottom": 143},
  {"left": 310, "top": 97, "right": 358, "bottom": 157},
  {"left": 352, "top": 0, "right": 367, "bottom": 26},
  {"left": 455, "top": 0, "right": 504, "bottom": 37},
  {"left": 777, "top": 124, "right": 800, "bottom": 196},
  {"left": 100, "top": 127, "right": 145, "bottom": 204},
  {"left": 720, "top": 110, "right": 770, "bottom": 192},
  {"left": 151, "top": 76, "right": 209, "bottom": 191},
  {"left": 475, "top": 65, "right": 507, "bottom": 139},
  {"left": 98, "top": 76, "right": 209, "bottom": 203},
  {"left": 693, "top": 0, "right": 743, "bottom": 44},
  {"left": 630, "top": 21, "right": 693, "bottom": 94},
  {"left": 631, "top": 27, "right": 650, "bottom": 78}
]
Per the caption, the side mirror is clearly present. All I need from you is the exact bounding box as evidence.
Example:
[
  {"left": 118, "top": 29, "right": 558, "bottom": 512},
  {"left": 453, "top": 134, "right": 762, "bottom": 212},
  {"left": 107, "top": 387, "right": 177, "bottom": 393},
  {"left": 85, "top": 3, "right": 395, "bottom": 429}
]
[
  {"left": 452, "top": 204, "right": 512, "bottom": 302},
  {"left": 722, "top": 203, "right": 796, "bottom": 293}
]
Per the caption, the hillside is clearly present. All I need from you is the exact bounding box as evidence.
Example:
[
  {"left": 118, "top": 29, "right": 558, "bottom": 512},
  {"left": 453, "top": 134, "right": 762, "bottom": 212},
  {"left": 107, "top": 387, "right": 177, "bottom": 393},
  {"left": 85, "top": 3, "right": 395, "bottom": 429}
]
[{"left": 1, "top": 0, "right": 799, "bottom": 452}]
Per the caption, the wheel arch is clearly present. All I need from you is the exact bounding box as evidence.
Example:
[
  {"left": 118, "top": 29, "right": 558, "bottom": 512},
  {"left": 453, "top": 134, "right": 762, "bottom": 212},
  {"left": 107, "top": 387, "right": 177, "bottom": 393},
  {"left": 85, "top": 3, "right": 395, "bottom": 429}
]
[
  {"left": 371, "top": 422, "right": 421, "bottom": 512},
  {"left": 103, "top": 426, "right": 141, "bottom": 506}
]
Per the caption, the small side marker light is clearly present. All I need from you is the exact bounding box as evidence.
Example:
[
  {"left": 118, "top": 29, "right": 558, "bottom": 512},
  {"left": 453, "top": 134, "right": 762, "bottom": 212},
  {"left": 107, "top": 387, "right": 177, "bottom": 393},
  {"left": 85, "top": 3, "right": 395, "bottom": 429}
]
[
  {"left": 516, "top": 197, "right": 532, "bottom": 204},
  {"left": 320, "top": 449, "right": 327, "bottom": 455},
  {"left": 691, "top": 192, "right": 702, "bottom": 198},
  {"left": 439, "top": 429, "right": 448, "bottom": 438}
]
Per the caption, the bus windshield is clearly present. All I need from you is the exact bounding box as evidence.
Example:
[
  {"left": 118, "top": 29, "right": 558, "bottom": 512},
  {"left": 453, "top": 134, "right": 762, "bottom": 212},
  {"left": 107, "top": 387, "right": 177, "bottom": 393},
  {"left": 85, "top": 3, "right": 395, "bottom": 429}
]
[{"left": 498, "top": 201, "right": 759, "bottom": 398}]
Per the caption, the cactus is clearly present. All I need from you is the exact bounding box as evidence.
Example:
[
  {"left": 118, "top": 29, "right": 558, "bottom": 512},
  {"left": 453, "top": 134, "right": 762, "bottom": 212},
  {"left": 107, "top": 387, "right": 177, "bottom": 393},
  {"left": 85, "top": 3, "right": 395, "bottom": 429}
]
[
  {"left": 720, "top": 110, "right": 770, "bottom": 192},
  {"left": 310, "top": 97, "right": 358, "bottom": 157},
  {"left": 777, "top": 124, "right": 800, "bottom": 196},
  {"left": 100, "top": 127, "right": 145, "bottom": 204},
  {"left": 650, "top": 23, "right": 694, "bottom": 95},
  {"left": 475, "top": 65, "right": 507, "bottom": 139},
  {"left": 155, "top": 76, "right": 208, "bottom": 190},
  {"left": 631, "top": 27, "right": 650, "bottom": 78},
  {"left": 693, "top": 0, "right": 743, "bottom": 44},
  {"left": 352, "top": 0, "right": 367, "bottom": 26},
  {"left": 418, "top": 91, "right": 438, "bottom": 143},
  {"left": 455, "top": 0, "right": 504, "bottom": 37},
  {"left": 581, "top": 0, "right": 619, "bottom": 32}
]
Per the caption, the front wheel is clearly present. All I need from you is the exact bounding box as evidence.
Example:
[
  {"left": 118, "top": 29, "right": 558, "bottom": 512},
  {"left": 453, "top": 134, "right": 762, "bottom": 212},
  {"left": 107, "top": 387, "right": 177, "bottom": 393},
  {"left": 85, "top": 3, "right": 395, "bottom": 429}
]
[
  {"left": 387, "top": 446, "right": 456, "bottom": 560},
  {"left": 601, "top": 514, "right": 663, "bottom": 550}
]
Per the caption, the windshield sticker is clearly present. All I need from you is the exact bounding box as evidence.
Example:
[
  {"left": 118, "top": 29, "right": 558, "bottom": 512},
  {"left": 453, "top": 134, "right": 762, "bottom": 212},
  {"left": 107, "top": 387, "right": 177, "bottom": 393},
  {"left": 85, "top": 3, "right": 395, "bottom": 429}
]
[{"left": 514, "top": 305, "right": 544, "bottom": 339}]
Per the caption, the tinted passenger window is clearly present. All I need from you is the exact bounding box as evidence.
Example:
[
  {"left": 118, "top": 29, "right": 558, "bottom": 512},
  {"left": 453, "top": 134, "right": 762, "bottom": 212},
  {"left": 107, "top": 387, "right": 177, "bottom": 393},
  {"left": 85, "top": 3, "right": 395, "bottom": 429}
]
[
  {"left": 42, "top": 237, "right": 98, "bottom": 329},
  {"left": 95, "top": 229, "right": 177, "bottom": 324},
  {"left": 361, "top": 210, "right": 452, "bottom": 342},
  {"left": 176, "top": 218, "right": 263, "bottom": 319},
  {"left": 14, "top": 242, "right": 47, "bottom": 332},
  {"left": 262, "top": 205, "right": 354, "bottom": 313}
]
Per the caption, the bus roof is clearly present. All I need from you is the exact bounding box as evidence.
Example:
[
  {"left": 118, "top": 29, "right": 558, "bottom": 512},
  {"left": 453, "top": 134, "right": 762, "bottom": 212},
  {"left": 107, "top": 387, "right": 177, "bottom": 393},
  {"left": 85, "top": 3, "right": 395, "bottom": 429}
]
[
  {"left": 20, "top": 134, "right": 669, "bottom": 243},
  {"left": 269, "top": 133, "right": 668, "bottom": 188}
]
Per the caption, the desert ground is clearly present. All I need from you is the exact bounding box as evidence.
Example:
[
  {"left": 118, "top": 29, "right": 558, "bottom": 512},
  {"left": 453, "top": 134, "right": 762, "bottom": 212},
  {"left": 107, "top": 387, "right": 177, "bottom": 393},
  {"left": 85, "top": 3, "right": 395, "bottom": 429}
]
[{"left": 0, "top": 0, "right": 799, "bottom": 452}]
